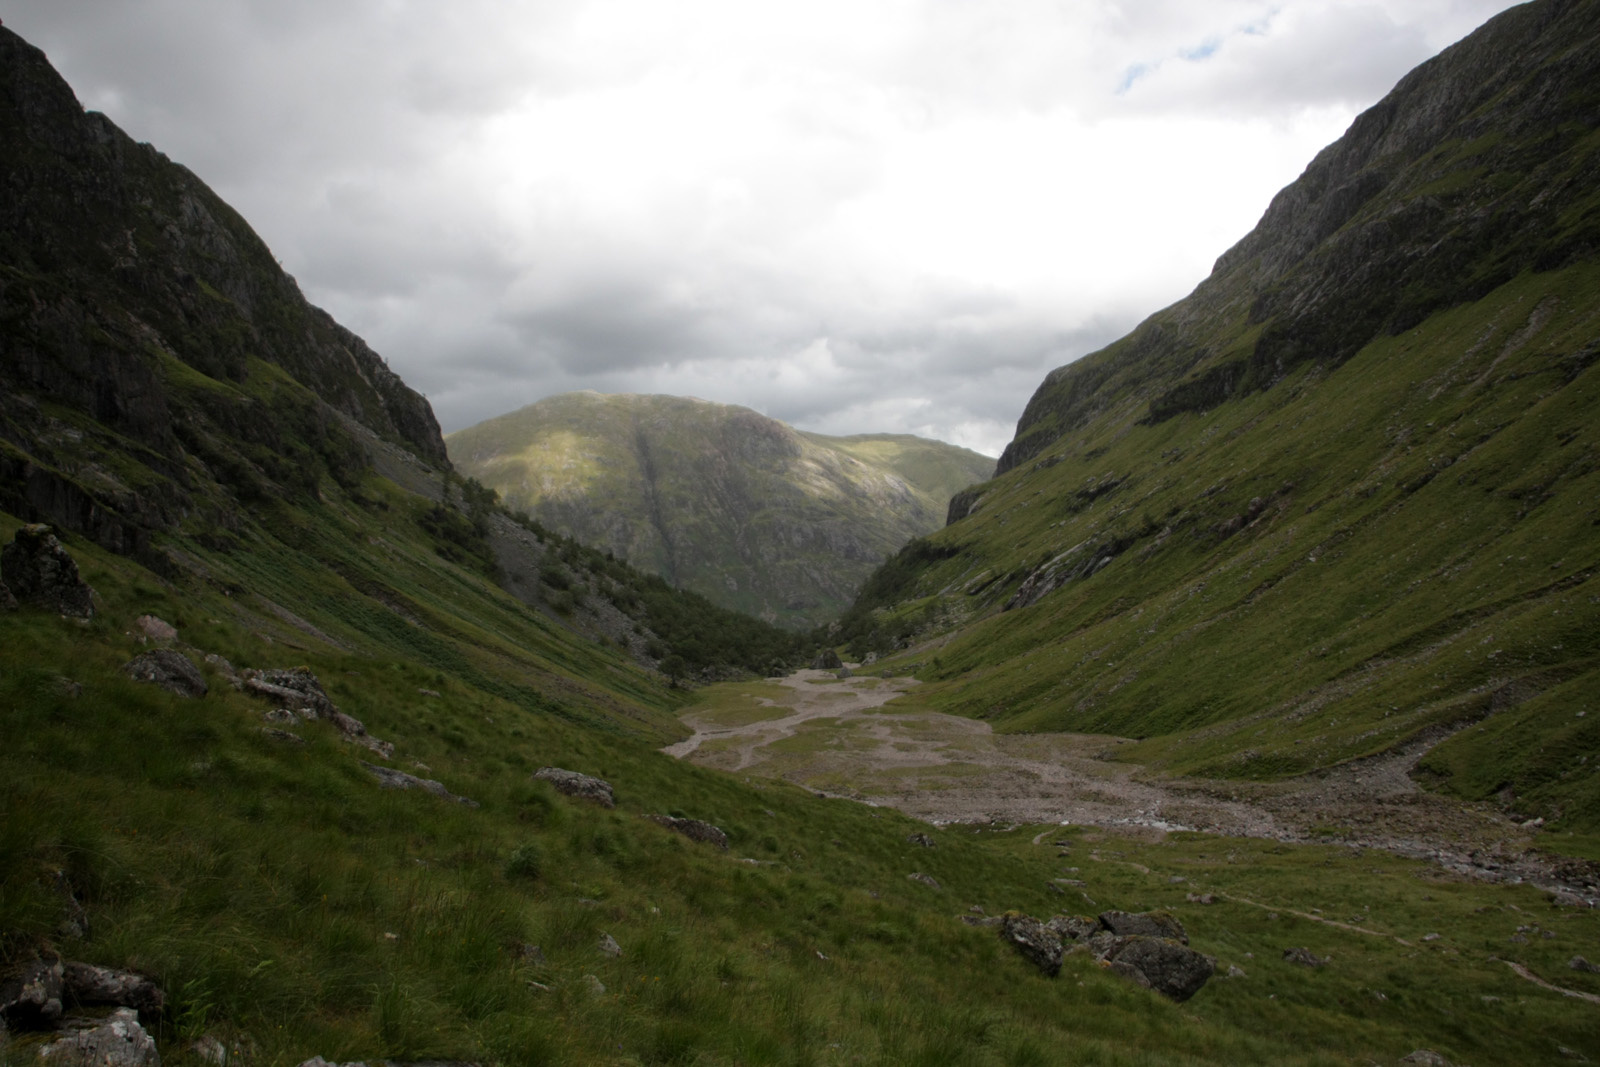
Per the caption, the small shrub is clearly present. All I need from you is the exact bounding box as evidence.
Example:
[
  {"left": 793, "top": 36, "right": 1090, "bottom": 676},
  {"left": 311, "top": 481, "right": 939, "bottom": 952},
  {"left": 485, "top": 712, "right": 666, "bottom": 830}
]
[{"left": 505, "top": 843, "right": 543, "bottom": 881}]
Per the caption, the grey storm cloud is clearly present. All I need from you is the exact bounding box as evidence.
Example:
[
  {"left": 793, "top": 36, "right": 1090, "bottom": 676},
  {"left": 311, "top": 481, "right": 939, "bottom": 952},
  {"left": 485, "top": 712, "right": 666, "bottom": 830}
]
[{"left": 5, "top": 0, "right": 1525, "bottom": 456}]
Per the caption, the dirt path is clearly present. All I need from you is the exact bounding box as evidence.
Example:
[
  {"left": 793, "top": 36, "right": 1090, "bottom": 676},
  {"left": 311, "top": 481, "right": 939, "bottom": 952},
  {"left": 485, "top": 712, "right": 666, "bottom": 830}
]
[{"left": 665, "top": 668, "right": 1600, "bottom": 903}]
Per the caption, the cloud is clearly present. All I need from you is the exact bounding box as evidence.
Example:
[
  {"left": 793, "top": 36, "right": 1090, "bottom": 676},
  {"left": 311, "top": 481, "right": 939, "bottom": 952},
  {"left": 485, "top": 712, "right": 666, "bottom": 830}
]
[{"left": 5, "top": 0, "right": 1525, "bottom": 462}]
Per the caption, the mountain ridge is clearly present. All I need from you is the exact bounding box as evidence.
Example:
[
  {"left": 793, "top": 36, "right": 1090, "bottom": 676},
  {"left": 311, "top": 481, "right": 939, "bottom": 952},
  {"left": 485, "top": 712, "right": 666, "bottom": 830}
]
[{"left": 448, "top": 391, "right": 994, "bottom": 628}]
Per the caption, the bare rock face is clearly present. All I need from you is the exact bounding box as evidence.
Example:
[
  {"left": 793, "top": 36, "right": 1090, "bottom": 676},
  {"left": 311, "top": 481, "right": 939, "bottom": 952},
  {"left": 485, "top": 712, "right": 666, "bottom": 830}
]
[
  {"left": 0, "top": 959, "right": 64, "bottom": 1028},
  {"left": 37, "top": 1008, "right": 159, "bottom": 1067},
  {"left": 0, "top": 525, "right": 94, "bottom": 618},
  {"left": 122, "top": 649, "right": 208, "bottom": 698},
  {"left": 644, "top": 814, "right": 729, "bottom": 850},
  {"left": 533, "top": 767, "right": 615, "bottom": 808}
]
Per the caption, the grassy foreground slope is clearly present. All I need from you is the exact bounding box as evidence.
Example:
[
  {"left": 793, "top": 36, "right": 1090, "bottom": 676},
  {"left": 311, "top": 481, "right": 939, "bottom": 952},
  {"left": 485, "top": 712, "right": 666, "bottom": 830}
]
[
  {"left": 836, "top": 0, "right": 1600, "bottom": 828},
  {"left": 8, "top": 520, "right": 1600, "bottom": 1067},
  {"left": 448, "top": 393, "right": 993, "bottom": 630}
]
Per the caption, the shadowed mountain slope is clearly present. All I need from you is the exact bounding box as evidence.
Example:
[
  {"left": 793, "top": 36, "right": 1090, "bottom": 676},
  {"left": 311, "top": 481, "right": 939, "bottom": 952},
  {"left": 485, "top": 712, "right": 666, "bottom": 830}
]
[
  {"left": 839, "top": 0, "right": 1600, "bottom": 829},
  {"left": 447, "top": 392, "right": 994, "bottom": 629}
]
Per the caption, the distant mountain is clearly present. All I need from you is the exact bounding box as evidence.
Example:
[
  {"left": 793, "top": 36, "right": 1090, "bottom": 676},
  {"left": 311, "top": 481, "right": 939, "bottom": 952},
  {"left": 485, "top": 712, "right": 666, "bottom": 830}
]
[
  {"left": 447, "top": 393, "right": 994, "bottom": 628},
  {"left": 838, "top": 0, "right": 1600, "bottom": 828}
]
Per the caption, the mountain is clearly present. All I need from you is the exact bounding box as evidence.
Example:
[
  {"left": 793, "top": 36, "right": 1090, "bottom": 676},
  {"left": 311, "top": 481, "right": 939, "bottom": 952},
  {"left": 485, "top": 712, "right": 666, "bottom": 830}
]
[
  {"left": 838, "top": 0, "right": 1600, "bottom": 828},
  {"left": 447, "top": 392, "right": 994, "bottom": 628}
]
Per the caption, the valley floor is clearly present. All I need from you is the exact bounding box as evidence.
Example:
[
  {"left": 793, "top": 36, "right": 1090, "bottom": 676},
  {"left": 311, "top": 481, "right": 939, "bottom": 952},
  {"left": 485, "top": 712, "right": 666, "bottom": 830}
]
[{"left": 669, "top": 668, "right": 1598, "bottom": 904}]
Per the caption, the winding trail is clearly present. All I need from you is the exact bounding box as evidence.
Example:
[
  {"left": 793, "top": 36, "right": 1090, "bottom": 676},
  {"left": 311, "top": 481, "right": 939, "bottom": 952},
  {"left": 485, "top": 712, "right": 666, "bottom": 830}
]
[{"left": 665, "top": 667, "right": 1600, "bottom": 903}]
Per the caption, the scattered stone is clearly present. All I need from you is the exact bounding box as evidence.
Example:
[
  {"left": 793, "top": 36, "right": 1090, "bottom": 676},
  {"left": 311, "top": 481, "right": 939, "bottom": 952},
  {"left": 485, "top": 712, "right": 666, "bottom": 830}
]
[
  {"left": 1, "top": 525, "right": 94, "bottom": 618},
  {"left": 361, "top": 762, "right": 478, "bottom": 807},
  {"left": 1400, "top": 1052, "right": 1456, "bottom": 1067},
  {"left": 1168, "top": 875, "right": 1186, "bottom": 884},
  {"left": 1099, "top": 910, "right": 1187, "bottom": 944},
  {"left": 53, "top": 676, "right": 83, "bottom": 699},
  {"left": 0, "top": 958, "right": 64, "bottom": 1027},
  {"left": 122, "top": 649, "right": 208, "bottom": 698},
  {"left": 881, "top": 669, "right": 893, "bottom": 678},
  {"left": 1103, "top": 938, "right": 1214, "bottom": 1002},
  {"left": 1185, "top": 892, "right": 1216, "bottom": 905},
  {"left": 863, "top": 652, "right": 878, "bottom": 665},
  {"left": 581, "top": 974, "right": 607, "bottom": 997},
  {"left": 38, "top": 1008, "right": 158, "bottom": 1067},
  {"left": 908, "top": 872, "right": 942, "bottom": 890},
  {"left": 1422, "top": 933, "right": 1441, "bottom": 942},
  {"left": 836, "top": 667, "right": 853, "bottom": 679},
  {"left": 1570, "top": 956, "right": 1600, "bottom": 974},
  {"left": 1000, "top": 914, "right": 1064, "bottom": 977},
  {"left": 810, "top": 650, "right": 843, "bottom": 670},
  {"left": 0, "top": 578, "right": 15, "bottom": 611},
  {"left": 1283, "top": 947, "right": 1328, "bottom": 968},
  {"left": 418, "top": 688, "right": 441, "bottom": 697},
  {"left": 1227, "top": 964, "right": 1247, "bottom": 978},
  {"left": 906, "top": 833, "right": 936, "bottom": 848},
  {"left": 259, "top": 728, "right": 304, "bottom": 745},
  {"left": 61, "top": 962, "right": 164, "bottom": 1016},
  {"left": 533, "top": 767, "right": 615, "bottom": 808},
  {"left": 261, "top": 708, "right": 298, "bottom": 724},
  {"left": 134, "top": 615, "right": 177, "bottom": 643},
  {"left": 1560, "top": 1045, "right": 1588, "bottom": 1061},
  {"left": 513, "top": 943, "right": 546, "bottom": 966},
  {"left": 644, "top": 815, "right": 728, "bottom": 849},
  {"left": 598, "top": 933, "right": 621, "bottom": 958}
]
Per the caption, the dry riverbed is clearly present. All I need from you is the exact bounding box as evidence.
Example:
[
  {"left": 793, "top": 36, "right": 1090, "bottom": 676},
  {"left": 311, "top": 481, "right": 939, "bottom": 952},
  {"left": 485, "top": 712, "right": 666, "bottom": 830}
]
[{"left": 666, "top": 668, "right": 1600, "bottom": 903}]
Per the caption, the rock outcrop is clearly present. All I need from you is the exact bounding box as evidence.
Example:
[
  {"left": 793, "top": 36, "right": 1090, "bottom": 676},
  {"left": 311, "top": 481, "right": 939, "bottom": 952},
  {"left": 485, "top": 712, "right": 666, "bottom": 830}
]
[
  {"left": 533, "top": 767, "right": 615, "bottom": 808},
  {"left": 996, "top": 909, "right": 1215, "bottom": 1002},
  {"left": 242, "top": 667, "right": 392, "bottom": 758},
  {"left": 122, "top": 649, "right": 208, "bottom": 698},
  {"left": 0, "top": 525, "right": 94, "bottom": 618}
]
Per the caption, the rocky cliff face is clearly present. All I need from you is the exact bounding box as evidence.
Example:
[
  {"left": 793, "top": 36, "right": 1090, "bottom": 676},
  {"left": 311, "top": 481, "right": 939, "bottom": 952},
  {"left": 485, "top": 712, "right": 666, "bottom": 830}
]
[
  {"left": 0, "top": 28, "right": 446, "bottom": 561},
  {"left": 998, "top": 0, "right": 1600, "bottom": 475},
  {"left": 448, "top": 393, "right": 994, "bottom": 628}
]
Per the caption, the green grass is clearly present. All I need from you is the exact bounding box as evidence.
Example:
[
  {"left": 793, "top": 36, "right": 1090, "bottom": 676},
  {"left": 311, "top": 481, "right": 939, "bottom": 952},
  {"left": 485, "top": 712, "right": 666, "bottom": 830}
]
[
  {"left": 840, "top": 263, "right": 1600, "bottom": 832},
  {"left": 8, "top": 514, "right": 1600, "bottom": 1065}
]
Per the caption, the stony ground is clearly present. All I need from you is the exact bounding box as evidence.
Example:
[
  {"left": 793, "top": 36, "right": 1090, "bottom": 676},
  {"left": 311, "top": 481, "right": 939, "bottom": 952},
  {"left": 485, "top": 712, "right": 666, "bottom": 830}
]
[{"left": 666, "top": 669, "right": 1600, "bottom": 903}]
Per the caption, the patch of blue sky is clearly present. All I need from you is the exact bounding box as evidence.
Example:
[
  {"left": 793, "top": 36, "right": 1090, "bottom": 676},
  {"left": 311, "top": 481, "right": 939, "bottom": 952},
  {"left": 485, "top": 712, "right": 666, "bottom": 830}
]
[{"left": 1116, "top": 62, "right": 1151, "bottom": 94}]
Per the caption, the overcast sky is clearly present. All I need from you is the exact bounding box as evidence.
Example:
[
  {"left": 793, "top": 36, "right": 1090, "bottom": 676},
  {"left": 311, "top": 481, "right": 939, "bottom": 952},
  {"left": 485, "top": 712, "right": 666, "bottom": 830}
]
[{"left": 9, "top": 1, "right": 1522, "bottom": 456}]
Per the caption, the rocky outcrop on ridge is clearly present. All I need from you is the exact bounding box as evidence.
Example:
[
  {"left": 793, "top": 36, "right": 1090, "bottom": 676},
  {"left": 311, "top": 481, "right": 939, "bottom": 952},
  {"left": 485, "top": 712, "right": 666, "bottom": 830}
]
[{"left": 997, "top": 909, "right": 1215, "bottom": 1002}]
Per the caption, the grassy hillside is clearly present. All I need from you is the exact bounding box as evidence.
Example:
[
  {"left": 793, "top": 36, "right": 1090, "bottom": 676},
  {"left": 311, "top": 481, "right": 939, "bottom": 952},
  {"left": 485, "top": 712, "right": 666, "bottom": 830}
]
[
  {"left": 7, "top": 521, "right": 1600, "bottom": 1066},
  {"left": 834, "top": 0, "right": 1600, "bottom": 829},
  {"left": 447, "top": 394, "right": 993, "bottom": 629}
]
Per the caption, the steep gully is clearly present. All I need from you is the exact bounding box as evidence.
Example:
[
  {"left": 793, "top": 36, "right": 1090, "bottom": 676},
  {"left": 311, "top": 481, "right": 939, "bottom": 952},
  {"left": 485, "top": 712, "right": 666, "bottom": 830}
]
[{"left": 665, "top": 669, "right": 1599, "bottom": 904}]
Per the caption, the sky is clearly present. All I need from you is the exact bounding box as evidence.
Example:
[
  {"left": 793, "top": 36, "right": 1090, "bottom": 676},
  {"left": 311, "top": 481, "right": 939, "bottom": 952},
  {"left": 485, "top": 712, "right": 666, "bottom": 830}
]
[{"left": 7, "top": 1, "right": 1524, "bottom": 457}]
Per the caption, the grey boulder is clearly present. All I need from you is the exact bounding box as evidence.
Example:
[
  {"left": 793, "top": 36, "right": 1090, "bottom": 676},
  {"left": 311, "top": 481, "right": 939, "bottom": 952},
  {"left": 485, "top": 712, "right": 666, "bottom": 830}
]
[
  {"left": 534, "top": 767, "right": 615, "bottom": 808},
  {"left": 1000, "top": 914, "right": 1064, "bottom": 978}
]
